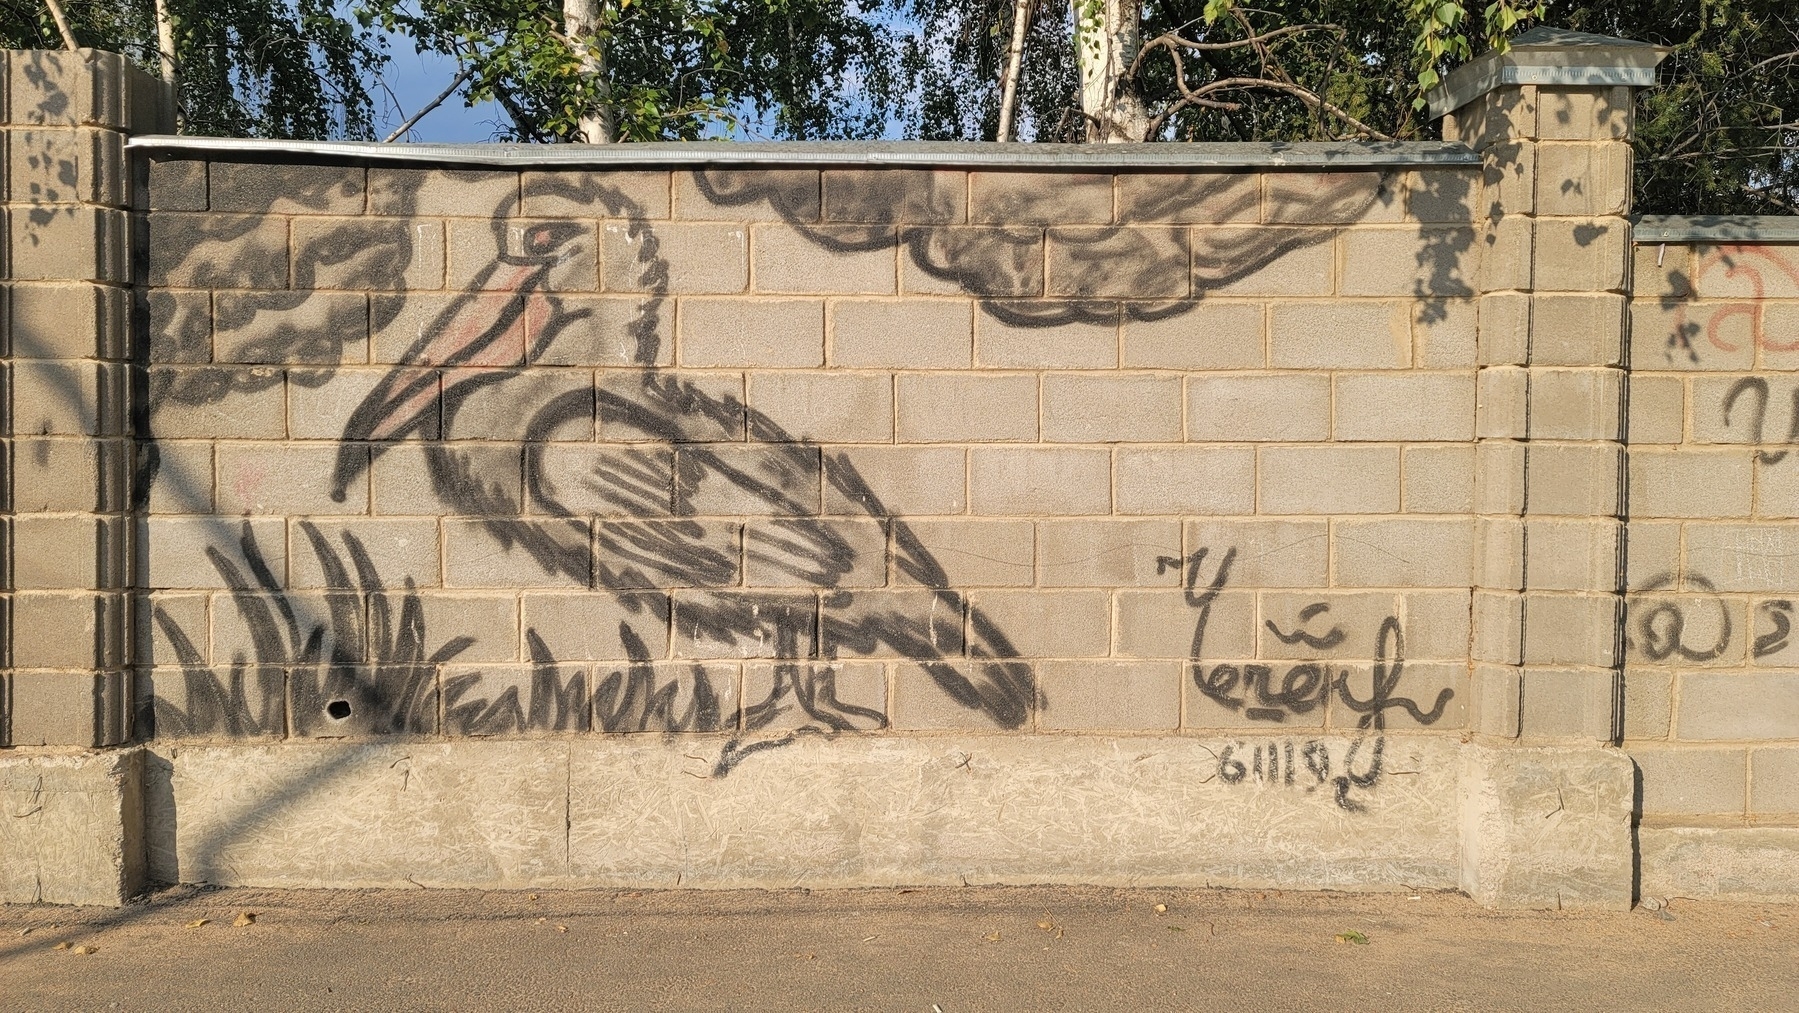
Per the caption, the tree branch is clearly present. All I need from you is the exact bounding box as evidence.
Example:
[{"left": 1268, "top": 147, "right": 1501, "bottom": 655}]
[{"left": 382, "top": 66, "right": 472, "bottom": 142}]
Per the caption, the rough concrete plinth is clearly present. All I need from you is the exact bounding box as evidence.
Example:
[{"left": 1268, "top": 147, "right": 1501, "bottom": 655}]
[
  {"left": 1, "top": 748, "right": 144, "bottom": 905},
  {"left": 155, "top": 735, "right": 1468, "bottom": 894},
  {"left": 1639, "top": 826, "right": 1799, "bottom": 902},
  {"left": 1458, "top": 742, "right": 1635, "bottom": 909}
]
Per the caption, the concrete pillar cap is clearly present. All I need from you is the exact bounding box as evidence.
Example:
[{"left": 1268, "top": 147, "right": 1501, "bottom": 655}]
[{"left": 1426, "top": 27, "right": 1669, "bottom": 120}]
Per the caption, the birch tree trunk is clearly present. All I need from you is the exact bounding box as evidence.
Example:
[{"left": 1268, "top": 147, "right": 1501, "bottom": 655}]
[
  {"left": 1071, "top": 0, "right": 1149, "bottom": 142},
  {"left": 564, "top": 0, "right": 614, "bottom": 143},
  {"left": 995, "top": 0, "right": 1031, "bottom": 142}
]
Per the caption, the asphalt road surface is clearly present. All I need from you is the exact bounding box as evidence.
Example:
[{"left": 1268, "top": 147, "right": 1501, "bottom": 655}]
[{"left": 1, "top": 885, "right": 1791, "bottom": 1011}]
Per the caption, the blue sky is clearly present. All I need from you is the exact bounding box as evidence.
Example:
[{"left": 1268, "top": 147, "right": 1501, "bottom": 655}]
[{"left": 374, "top": 43, "right": 506, "bottom": 142}]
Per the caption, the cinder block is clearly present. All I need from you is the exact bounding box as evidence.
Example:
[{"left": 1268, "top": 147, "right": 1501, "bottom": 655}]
[
  {"left": 1264, "top": 171, "right": 1400, "bottom": 224},
  {"left": 142, "top": 440, "right": 215, "bottom": 514},
  {"left": 673, "top": 444, "right": 820, "bottom": 517},
  {"left": 521, "top": 591, "right": 670, "bottom": 661},
  {"left": 1334, "top": 372, "right": 1475, "bottom": 441},
  {"left": 7, "top": 127, "right": 124, "bottom": 207},
  {"left": 831, "top": 299, "right": 971, "bottom": 368},
  {"left": 1691, "top": 244, "right": 1799, "bottom": 301},
  {"left": 1183, "top": 519, "right": 1329, "bottom": 588},
  {"left": 1116, "top": 589, "right": 1253, "bottom": 659},
  {"left": 138, "top": 517, "right": 284, "bottom": 590},
  {"left": 1631, "top": 745, "right": 1747, "bottom": 816},
  {"left": 1627, "top": 299, "right": 1753, "bottom": 372},
  {"left": 1622, "top": 668, "right": 1672, "bottom": 740},
  {"left": 11, "top": 360, "right": 125, "bottom": 436},
  {"left": 448, "top": 369, "right": 590, "bottom": 441},
  {"left": 671, "top": 590, "right": 816, "bottom": 659},
  {"left": 1477, "top": 292, "right": 1530, "bottom": 366},
  {"left": 1269, "top": 301, "right": 1411, "bottom": 369},
  {"left": 1413, "top": 297, "right": 1479, "bottom": 369},
  {"left": 967, "top": 590, "right": 1110, "bottom": 659},
  {"left": 893, "top": 519, "right": 1033, "bottom": 587},
  {"left": 1403, "top": 589, "right": 1473, "bottom": 660},
  {"left": 1521, "top": 592, "right": 1619, "bottom": 667},
  {"left": 1257, "top": 591, "right": 1399, "bottom": 660},
  {"left": 1531, "top": 293, "right": 1626, "bottom": 366},
  {"left": 1258, "top": 446, "right": 1400, "bottom": 514},
  {"left": 209, "top": 163, "right": 363, "bottom": 215},
  {"left": 1751, "top": 749, "right": 1799, "bottom": 813},
  {"left": 1403, "top": 445, "right": 1476, "bottom": 514},
  {"left": 520, "top": 170, "right": 668, "bottom": 219},
  {"left": 146, "top": 156, "right": 206, "bottom": 211},
  {"left": 449, "top": 219, "right": 596, "bottom": 292},
  {"left": 1624, "top": 590, "right": 1744, "bottom": 668},
  {"left": 1520, "top": 667, "right": 1614, "bottom": 741},
  {"left": 1628, "top": 449, "right": 1751, "bottom": 519},
  {"left": 899, "top": 226, "right": 1042, "bottom": 297},
  {"left": 1690, "top": 374, "right": 1778, "bottom": 444},
  {"left": 214, "top": 291, "right": 367, "bottom": 365},
  {"left": 889, "top": 661, "right": 1033, "bottom": 730},
  {"left": 747, "top": 371, "right": 891, "bottom": 443},
  {"left": 146, "top": 367, "right": 285, "bottom": 439},
  {"left": 1339, "top": 226, "right": 1478, "bottom": 297},
  {"left": 445, "top": 518, "right": 589, "bottom": 588},
  {"left": 820, "top": 589, "right": 963, "bottom": 657},
  {"left": 1633, "top": 243, "right": 1692, "bottom": 299},
  {"left": 1332, "top": 517, "right": 1475, "bottom": 588},
  {"left": 1473, "top": 440, "right": 1525, "bottom": 515},
  {"left": 529, "top": 445, "right": 672, "bottom": 517},
  {"left": 825, "top": 447, "right": 965, "bottom": 516},
  {"left": 1534, "top": 142, "right": 1629, "bottom": 217},
  {"left": 1475, "top": 517, "right": 1524, "bottom": 590},
  {"left": 1524, "top": 519, "right": 1620, "bottom": 592},
  {"left": 9, "top": 671, "right": 129, "bottom": 747},
  {"left": 525, "top": 294, "right": 671, "bottom": 367},
  {"left": 371, "top": 292, "right": 521, "bottom": 365},
  {"left": 1534, "top": 220, "right": 1628, "bottom": 294},
  {"left": 1537, "top": 87, "right": 1632, "bottom": 141},
  {"left": 1470, "top": 663, "right": 1521, "bottom": 737},
  {"left": 1193, "top": 226, "right": 1333, "bottom": 296},
  {"left": 1474, "top": 591, "right": 1523, "bottom": 667},
  {"left": 1406, "top": 169, "right": 1480, "bottom": 223},
  {"left": 599, "top": 371, "right": 735, "bottom": 443},
  {"left": 12, "top": 515, "right": 120, "bottom": 590},
  {"left": 1120, "top": 301, "right": 1263, "bottom": 369},
  {"left": 1042, "top": 373, "right": 1181, "bottom": 443},
  {"left": 1677, "top": 672, "right": 1799, "bottom": 741},
  {"left": 288, "top": 665, "right": 439, "bottom": 737},
  {"left": 1037, "top": 661, "right": 1180, "bottom": 730},
  {"left": 1332, "top": 662, "right": 1465, "bottom": 730},
  {"left": 1117, "top": 172, "right": 1259, "bottom": 224},
  {"left": 8, "top": 49, "right": 123, "bottom": 127},
  {"left": 147, "top": 213, "right": 287, "bottom": 289},
  {"left": 970, "top": 171, "right": 1110, "bottom": 225},
  {"left": 293, "top": 218, "right": 445, "bottom": 291},
  {"left": 288, "top": 367, "right": 437, "bottom": 441},
  {"left": 675, "top": 169, "right": 818, "bottom": 222},
  {"left": 604, "top": 222, "right": 746, "bottom": 294},
  {"left": 1685, "top": 523, "right": 1799, "bottom": 592},
  {"left": 406, "top": 594, "right": 521, "bottom": 664},
  {"left": 1622, "top": 521, "right": 1681, "bottom": 592},
  {"left": 1524, "top": 368, "right": 1622, "bottom": 441},
  {"left": 1186, "top": 374, "right": 1329, "bottom": 442},
  {"left": 138, "top": 664, "right": 285, "bottom": 740},
  {"left": 896, "top": 373, "right": 1035, "bottom": 442},
  {"left": 975, "top": 302, "right": 1117, "bottom": 368},
  {"left": 370, "top": 168, "right": 519, "bottom": 217},
  {"left": 742, "top": 662, "right": 878, "bottom": 731},
  {"left": 442, "top": 663, "right": 591, "bottom": 736},
  {"left": 745, "top": 518, "right": 885, "bottom": 588},
  {"left": 968, "top": 448, "right": 1110, "bottom": 516},
  {"left": 216, "top": 443, "right": 367, "bottom": 515},
  {"left": 288, "top": 519, "right": 440, "bottom": 589},
  {"left": 1525, "top": 443, "right": 1619, "bottom": 516},
  {"left": 1046, "top": 226, "right": 1188, "bottom": 299},
  {"left": 1477, "top": 216, "right": 1533, "bottom": 293},
  {"left": 1116, "top": 446, "right": 1255, "bottom": 515},
  {"left": 12, "top": 282, "right": 128, "bottom": 360},
  {"left": 208, "top": 590, "right": 363, "bottom": 666},
  {"left": 676, "top": 297, "right": 822, "bottom": 368},
  {"left": 11, "top": 437, "right": 125, "bottom": 512},
  {"left": 1037, "top": 519, "right": 1180, "bottom": 588},
  {"left": 752, "top": 225, "right": 895, "bottom": 294},
  {"left": 145, "top": 289, "right": 211, "bottom": 363},
  {"left": 10, "top": 204, "right": 126, "bottom": 282},
  {"left": 822, "top": 169, "right": 964, "bottom": 224},
  {"left": 11, "top": 592, "right": 123, "bottom": 669}
]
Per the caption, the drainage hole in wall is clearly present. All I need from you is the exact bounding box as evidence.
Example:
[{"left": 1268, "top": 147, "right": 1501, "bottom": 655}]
[{"left": 326, "top": 700, "right": 352, "bottom": 720}]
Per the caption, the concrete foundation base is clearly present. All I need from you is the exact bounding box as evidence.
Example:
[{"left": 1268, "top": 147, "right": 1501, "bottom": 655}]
[
  {"left": 0, "top": 748, "right": 144, "bottom": 905},
  {"left": 129, "top": 734, "right": 1632, "bottom": 908},
  {"left": 1639, "top": 825, "right": 1799, "bottom": 902}
]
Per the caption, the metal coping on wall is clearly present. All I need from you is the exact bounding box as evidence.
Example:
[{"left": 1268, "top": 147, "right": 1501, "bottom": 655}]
[
  {"left": 1423, "top": 27, "right": 1668, "bottom": 119},
  {"left": 1633, "top": 215, "right": 1799, "bottom": 244},
  {"left": 124, "top": 136, "right": 1481, "bottom": 171}
]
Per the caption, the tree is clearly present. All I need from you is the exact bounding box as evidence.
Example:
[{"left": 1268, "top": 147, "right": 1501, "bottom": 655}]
[
  {"left": 0, "top": 0, "right": 386, "bottom": 139},
  {"left": 358, "top": 0, "right": 907, "bottom": 142}
]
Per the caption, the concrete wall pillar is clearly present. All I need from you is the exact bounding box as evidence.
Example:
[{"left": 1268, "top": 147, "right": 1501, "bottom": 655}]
[
  {"left": 0, "top": 48, "right": 169, "bottom": 904},
  {"left": 1434, "top": 27, "right": 1668, "bottom": 906}
]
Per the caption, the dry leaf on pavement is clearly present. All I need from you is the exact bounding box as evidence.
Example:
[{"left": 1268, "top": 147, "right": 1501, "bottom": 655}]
[
  {"left": 233, "top": 912, "right": 256, "bottom": 928},
  {"left": 186, "top": 919, "right": 209, "bottom": 928}
]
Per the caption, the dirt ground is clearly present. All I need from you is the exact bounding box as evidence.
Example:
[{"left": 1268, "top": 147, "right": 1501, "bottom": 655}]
[{"left": 0, "top": 884, "right": 1791, "bottom": 1011}]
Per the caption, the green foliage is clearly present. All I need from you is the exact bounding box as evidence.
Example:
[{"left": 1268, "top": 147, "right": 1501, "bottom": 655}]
[
  {"left": 358, "top": 0, "right": 904, "bottom": 141},
  {"left": 0, "top": 0, "right": 386, "bottom": 139}
]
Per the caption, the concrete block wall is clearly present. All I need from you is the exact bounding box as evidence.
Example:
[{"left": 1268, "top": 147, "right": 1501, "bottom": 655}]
[
  {"left": 1627, "top": 229, "right": 1799, "bottom": 877},
  {"left": 131, "top": 158, "right": 1486, "bottom": 748}
]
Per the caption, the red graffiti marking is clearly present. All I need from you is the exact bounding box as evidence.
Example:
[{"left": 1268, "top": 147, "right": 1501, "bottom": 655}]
[{"left": 1681, "top": 245, "right": 1799, "bottom": 354}]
